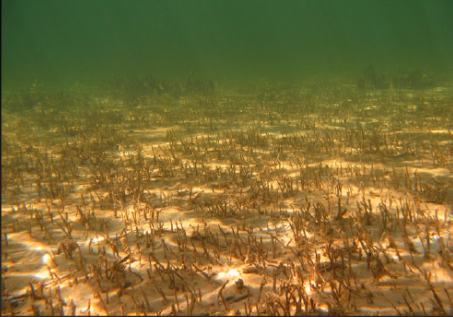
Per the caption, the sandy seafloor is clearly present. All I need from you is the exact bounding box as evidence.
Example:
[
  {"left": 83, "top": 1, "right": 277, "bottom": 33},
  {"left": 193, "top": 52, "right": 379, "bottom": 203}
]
[{"left": 1, "top": 84, "right": 452, "bottom": 315}]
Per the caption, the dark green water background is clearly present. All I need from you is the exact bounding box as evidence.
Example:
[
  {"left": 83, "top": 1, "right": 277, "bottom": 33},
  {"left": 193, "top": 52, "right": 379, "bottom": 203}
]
[{"left": 2, "top": 0, "right": 453, "bottom": 89}]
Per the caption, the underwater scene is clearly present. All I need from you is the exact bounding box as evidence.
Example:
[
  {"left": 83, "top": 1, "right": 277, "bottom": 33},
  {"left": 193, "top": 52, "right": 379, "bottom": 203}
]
[{"left": 2, "top": 0, "right": 452, "bottom": 315}]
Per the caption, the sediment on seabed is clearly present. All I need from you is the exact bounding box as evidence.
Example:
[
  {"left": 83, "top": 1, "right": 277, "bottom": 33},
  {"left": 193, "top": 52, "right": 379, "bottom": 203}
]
[{"left": 1, "top": 82, "right": 452, "bottom": 315}]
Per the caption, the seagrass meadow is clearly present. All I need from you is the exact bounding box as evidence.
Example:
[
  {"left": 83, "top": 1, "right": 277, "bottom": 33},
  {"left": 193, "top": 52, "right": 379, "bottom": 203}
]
[
  {"left": 2, "top": 0, "right": 453, "bottom": 315},
  {"left": 1, "top": 77, "right": 452, "bottom": 315}
]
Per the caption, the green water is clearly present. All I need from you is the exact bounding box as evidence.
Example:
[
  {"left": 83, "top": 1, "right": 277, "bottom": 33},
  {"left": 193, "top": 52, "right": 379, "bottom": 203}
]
[{"left": 2, "top": 0, "right": 453, "bottom": 90}]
